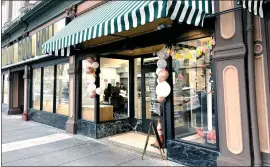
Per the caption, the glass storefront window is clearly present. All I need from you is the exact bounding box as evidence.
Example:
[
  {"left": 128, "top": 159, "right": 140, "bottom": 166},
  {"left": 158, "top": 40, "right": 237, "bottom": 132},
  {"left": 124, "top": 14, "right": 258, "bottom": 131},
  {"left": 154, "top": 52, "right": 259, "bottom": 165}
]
[
  {"left": 56, "top": 63, "right": 69, "bottom": 116},
  {"left": 32, "top": 68, "right": 41, "bottom": 110},
  {"left": 173, "top": 37, "right": 216, "bottom": 148},
  {"left": 81, "top": 59, "right": 95, "bottom": 121},
  {"left": 31, "top": 34, "right": 36, "bottom": 57},
  {"left": 43, "top": 66, "right": 54, "bottom": 112},
  {"left": 134, "top": 58, "right": 142, "bottom": 119},
  {"left": 13, "top": 43, "right": 18, "bottom": 63},
  {"left": 54, "top": 19, "right": 65, "bottom": 35},
  {"left": 100, "top": 58, "right": 129, "bottom": 121},
  {"left": 3, "top": 74, "right": 9, "bottom": 104}
]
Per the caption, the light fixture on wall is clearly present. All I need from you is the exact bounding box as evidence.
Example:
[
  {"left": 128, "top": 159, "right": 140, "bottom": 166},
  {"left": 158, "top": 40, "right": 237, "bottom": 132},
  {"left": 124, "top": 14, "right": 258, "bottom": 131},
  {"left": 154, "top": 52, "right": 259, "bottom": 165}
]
[{"left": 155, "top": 23, "right": 171, "bottom": 31}]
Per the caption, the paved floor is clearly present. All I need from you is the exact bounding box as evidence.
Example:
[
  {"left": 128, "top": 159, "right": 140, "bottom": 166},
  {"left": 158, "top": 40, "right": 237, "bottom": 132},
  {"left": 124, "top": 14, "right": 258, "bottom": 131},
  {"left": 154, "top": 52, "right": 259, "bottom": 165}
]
[{"left": 2, "top": 114, "right": 181, "bottom": 166}]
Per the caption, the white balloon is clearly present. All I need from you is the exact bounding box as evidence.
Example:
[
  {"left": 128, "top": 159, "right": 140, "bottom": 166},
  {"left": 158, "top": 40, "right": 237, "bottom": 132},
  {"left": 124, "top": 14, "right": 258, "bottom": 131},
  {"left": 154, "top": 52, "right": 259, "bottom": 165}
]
[
  {"left": 156, "top": 68, "right": 163, "bottom": 75},
  {"left": 87, "top": 84, "right": 96, "bottom": 92},
  {"left": 91, "top": 62, "right": 99, "bottom": 69},
  {"left": 88, "top": 75, "right": 96, "bottom": 84},
  {"left": 95, "top": 87, "right": 100, "bottom": 95},
  {"left": 157, "top": 59, "right": 167, "bottom": 68},
  {"left": 156, "top": 81, "right": 171, "bottom": 97}
]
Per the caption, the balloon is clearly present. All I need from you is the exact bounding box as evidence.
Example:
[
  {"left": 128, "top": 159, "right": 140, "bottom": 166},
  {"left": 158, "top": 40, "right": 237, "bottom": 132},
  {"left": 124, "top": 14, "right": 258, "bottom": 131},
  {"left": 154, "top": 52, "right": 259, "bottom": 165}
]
[
  {"left": 87, "top": 84, "right": 96, "bottom": 92},
  {"left": 158, "top": 70, "right": 169, "bottom": 82},
  {"left": 157, "top": 50, "right": 169, "bottom": 59},
  {"left": 91, "top": 62, "right": 99, "bottom": 69},
  {"left": 157, "top": 59, "right": 167, "bottom": 68},
  {"left": 156, "top": 81, "right": 171, "bottom": 97},
  {"left": 156, "top": 68, "right": 164, "bottom": 75},
  {"left": 157, "top": 96, "right": 166, "bottom": 103},
  {"left": 95, "top": 87, "right": 100, "bottom": 95},
  {"left": 87, "top": 75, "right": 96, "bottom": 84},
  {"left": 86, "top": 66, "right": 95, "bottom": 74},
  {"left": 87, "top": 57, "right": 95, "bottom": 64}
]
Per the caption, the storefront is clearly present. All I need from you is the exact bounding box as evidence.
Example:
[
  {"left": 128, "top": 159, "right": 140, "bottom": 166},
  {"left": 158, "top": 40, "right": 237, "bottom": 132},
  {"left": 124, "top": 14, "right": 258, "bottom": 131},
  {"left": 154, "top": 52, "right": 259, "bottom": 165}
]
[
  {"left": 2, "top": 0, "right": 270, "bottom": 166},
  {"left": 36, "top": 1, "right": 220, "bottom": 165}
]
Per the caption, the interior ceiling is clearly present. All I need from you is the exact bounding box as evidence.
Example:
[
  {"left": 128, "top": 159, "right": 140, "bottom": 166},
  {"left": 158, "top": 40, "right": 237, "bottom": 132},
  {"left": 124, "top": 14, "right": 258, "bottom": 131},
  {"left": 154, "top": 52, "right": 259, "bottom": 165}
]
[{"left": 100, "top": 58, "right": 128, "bottom": 68}]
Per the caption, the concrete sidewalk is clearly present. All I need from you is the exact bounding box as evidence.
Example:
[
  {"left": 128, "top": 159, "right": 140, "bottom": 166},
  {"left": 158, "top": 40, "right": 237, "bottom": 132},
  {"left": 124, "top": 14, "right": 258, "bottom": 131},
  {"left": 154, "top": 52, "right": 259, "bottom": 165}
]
[{"left": 1, "top": 114, "right": 181, "bottom": 166}]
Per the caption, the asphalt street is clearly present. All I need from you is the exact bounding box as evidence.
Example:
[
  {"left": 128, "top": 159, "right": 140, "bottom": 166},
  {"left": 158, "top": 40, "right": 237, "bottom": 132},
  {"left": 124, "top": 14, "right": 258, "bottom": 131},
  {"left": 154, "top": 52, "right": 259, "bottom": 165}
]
[{"left": 1, "top": 113, "right": 181, "bottom": 166}]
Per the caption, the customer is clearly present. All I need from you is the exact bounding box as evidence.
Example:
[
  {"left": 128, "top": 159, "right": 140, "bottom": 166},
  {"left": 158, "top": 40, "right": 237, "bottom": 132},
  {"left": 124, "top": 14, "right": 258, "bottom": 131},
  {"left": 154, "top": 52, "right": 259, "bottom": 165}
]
[{"left": 104, "top": 83, "right": 112, "bottom": 101}]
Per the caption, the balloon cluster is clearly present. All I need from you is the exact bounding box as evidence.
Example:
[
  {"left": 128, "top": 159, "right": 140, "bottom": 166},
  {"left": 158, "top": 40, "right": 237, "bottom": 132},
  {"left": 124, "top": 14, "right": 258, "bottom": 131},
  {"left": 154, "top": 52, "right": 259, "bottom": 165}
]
[
  {"left": 86, "top": 57, "right": 100, "bottom": 98},
  {"left": 155, "top": 46, "right": 171, "bottom": 103}
]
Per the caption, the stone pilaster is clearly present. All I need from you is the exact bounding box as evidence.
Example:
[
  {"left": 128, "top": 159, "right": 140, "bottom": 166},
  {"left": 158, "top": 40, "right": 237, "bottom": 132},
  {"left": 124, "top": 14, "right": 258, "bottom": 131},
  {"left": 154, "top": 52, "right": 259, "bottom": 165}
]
[
  {"left": 213, "top": 1, "right": 251, "bottom": 166},
  {"left": 66, "top": 55, "right": 77, "bottom": 134},
  {"left": 22, "top": 65, "right": 31, "bottom": 121}
]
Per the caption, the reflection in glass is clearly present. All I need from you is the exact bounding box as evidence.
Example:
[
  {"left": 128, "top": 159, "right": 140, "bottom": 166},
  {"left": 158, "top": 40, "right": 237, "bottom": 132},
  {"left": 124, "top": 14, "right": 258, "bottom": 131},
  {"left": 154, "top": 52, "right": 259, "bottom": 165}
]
[
  {"left": 3, "top": 75, "right": 9, "bottom": 104},
  {"left": 81, "top": 59, "right": 95, "bottom": 121},
  {"left": 56, "top": 63, "right": 69, "bottom": 116},
  {"left": 100, "top": 58, "right": 129, "bottom": 121},
  {"left": 173, "top": 37, "right": 216, "bottom": 148},
  {"left": 32, "top": 68, "right": 41, "bottom": 110},
  {"left": 43, "top": 66, "right": 54, "bottom": 112}
]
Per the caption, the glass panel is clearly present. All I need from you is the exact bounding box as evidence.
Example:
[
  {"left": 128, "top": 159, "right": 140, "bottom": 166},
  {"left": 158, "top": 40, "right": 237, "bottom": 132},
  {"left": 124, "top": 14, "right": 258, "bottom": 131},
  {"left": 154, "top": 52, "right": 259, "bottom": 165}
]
[
  {"left": 13, "top": 43, "right": 18, "bottom": 63},
  {"left": 134, "top": 58, "right": 142, "bottom": 119},
  {"left": 43, "top": 66, "right": 54, "bottom": 112},
  {"left": 36, "top": 31, "right": 40, "bottom": 56},
  {"left": 18, "top": 41, "right": 21, "bottom": 62},
  {"left": 100, "top": 58, "right": 129, "bottom": 121},
  {"left": 21, "top": 39, "right": 25, "bottom": 60},
  {"left": 53, "top": 19, "right": 65, "bottom": 35},
  {"left": 32, "top": 68, "right": 41, "bottom": 110},
  {"left": 81, "top": 59, "right": 95, "bottom": 121},
  {"left": 32, "top": 34, "right": 36, "bottom": 57},
  {"left": 3, "top": 74, "right": 9, "bottom": 104},
  {"left": 56, "top": 63, "right": 69, "bottom": 116},
  {"left": 144, "top": 72, "right": 157, "bottom": 120},
  {"left": 173, "top": 37, "right": 216, "bottom": 148},
  {"left": 49, "top": 25, "right": 53, "bottom": 38}
]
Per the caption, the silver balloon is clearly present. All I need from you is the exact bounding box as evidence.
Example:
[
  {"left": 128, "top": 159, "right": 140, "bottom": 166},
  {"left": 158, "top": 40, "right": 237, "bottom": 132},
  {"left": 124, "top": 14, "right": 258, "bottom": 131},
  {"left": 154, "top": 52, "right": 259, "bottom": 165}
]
[{"left": 157, "top": 59, "right": 167, "bottom": 68}]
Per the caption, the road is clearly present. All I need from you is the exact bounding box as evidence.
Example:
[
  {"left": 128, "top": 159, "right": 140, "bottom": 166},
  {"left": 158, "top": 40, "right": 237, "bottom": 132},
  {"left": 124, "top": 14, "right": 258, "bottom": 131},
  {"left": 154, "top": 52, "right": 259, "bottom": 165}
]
[{"left": 1, "top": 113, "right": 180, "bottom": 166}]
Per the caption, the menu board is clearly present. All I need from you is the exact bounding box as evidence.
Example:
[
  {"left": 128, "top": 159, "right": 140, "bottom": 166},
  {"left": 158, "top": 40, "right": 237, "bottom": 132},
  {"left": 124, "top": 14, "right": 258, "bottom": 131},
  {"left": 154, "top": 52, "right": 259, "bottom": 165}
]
[{"left": 149, "top": 78, "right": 160, "bottom": 115}]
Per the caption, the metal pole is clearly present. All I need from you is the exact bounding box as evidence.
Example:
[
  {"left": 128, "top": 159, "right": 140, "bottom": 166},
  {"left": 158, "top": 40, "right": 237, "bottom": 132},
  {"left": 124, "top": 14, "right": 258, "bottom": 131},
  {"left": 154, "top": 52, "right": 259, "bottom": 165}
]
[{"left": 246, "top": 11, "right": 262, "bottom": 166}]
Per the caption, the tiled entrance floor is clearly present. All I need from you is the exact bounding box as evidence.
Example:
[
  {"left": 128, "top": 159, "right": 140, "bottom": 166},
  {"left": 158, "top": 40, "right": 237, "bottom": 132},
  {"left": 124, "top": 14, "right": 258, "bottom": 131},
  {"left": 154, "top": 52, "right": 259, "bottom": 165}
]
[{"left": 101, "top": 131, "right": 167, "bottom": 158}]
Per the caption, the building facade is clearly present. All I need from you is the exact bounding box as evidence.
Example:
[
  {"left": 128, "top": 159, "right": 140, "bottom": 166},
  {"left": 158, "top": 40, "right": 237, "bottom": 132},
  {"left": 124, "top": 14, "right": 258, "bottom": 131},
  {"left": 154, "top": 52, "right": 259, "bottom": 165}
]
[{"left": 1, "top": 0, "right": 270, "bottom": 166}]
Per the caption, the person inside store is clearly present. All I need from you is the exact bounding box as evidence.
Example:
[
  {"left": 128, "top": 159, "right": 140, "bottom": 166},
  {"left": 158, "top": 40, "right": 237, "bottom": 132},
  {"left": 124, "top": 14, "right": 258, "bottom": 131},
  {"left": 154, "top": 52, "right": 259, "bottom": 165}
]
[
  {"left": 104, "top": 83, "right": 112, "bottom": 102},
  {"left": 115, "top": 82, "right": 121, "bottom": 95}
]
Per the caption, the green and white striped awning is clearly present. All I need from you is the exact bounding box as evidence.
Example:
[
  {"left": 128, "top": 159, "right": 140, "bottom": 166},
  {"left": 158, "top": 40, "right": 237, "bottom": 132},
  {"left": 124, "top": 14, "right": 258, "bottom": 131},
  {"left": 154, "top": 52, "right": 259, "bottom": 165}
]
[
  {"left": 238, "top": 0, "right": 266, "bottom": 18},
  {"left": 42, "top": 0, "right": 214, "bottom": 54}
]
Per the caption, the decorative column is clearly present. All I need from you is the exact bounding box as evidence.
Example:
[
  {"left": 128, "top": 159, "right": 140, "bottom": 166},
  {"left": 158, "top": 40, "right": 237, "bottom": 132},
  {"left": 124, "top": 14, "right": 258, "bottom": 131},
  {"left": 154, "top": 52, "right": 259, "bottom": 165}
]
[
  {"left": 22, "top": 65, "right": 30, "bottom": 121},
  {"left": 66, "top": 55, "right": 77, "bottom": 134},
  {"left": 253, "top": 14, "right": 270, "bottom": 166},
  {"left": 213, "top": 1, "right": 251, "bottom": 166}
]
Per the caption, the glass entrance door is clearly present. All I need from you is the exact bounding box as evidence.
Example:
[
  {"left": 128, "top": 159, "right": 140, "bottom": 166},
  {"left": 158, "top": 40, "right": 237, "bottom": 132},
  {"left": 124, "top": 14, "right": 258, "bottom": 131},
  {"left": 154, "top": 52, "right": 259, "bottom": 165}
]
[{"left": 141, "top": 57, "right": 159, "bottom": 133}]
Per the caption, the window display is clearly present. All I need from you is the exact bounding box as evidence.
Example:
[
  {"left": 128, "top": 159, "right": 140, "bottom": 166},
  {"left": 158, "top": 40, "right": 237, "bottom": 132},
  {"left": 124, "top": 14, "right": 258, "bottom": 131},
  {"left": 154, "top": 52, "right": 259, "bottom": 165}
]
[
  {"left": 56, "top": 63, "right": 69, "bottom": 116},
  {"left": 32, "top": 68, "right": 41, "bottom": 110},
  {"left": 172, "top": 37, "right": 216, "bottom": 148},
  {"left": 43, "top": 66, "right": 54, "bottom": 112}
]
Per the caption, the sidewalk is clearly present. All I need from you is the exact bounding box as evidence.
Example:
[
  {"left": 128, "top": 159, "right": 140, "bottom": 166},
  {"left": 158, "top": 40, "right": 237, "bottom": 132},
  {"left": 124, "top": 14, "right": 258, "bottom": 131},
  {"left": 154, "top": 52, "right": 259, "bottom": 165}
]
[{"left": 2, "top": 114, "right": 181, "bottom": 166}]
